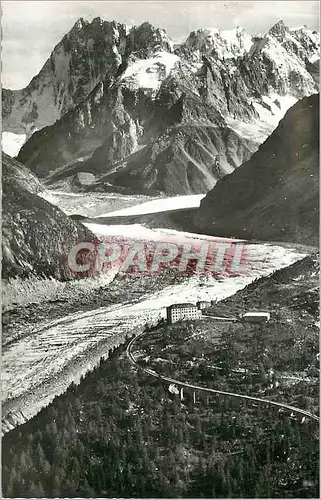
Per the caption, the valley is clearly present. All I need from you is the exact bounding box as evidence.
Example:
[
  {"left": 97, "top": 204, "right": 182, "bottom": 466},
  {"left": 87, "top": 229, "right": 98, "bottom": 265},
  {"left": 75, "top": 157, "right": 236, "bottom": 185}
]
[
  {"left": 2, "top": 191, "right": 315, "bottom": 434},
  {"left": 2, "top": 234, "right": 319, "bottom": 497}
]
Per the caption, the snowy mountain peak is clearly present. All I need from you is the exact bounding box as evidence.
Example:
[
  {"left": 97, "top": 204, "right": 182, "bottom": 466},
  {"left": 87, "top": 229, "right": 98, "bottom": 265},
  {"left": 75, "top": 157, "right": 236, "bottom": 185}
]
[
  {"left": 182, "top": 26, "right": 253, "bottom": 60},
  {"left": 72, "top": 17, "right": 88, "bottom": 31},
  {"left": 260, "top": 22, "right": 320, "bottom": 75},
  {"left": 220, "top": 27, "right": 253, "bottom": 51},
  {"left": 2, "top": 17, "right": 131, "bottom": 135},
  {"left": 289, "top": 25, "right": 320, "bottom": 49},
  {"left": 128, "top": 22, "right": 174, "bottom": 56},
  {"left": 289, "top": 25, "right": 308, "bottom": 32},
  {"left": 2, "top": 18, "right": 319, "bottom": 166}
]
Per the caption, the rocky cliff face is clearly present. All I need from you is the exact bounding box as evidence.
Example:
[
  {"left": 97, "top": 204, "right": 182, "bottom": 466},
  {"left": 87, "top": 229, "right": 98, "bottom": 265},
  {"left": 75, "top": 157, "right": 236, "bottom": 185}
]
[
  {"left": 2, "top": 19, "right": 174, "bottom": 136},
  {"left": 182, "top": 26, "right": 253, "bottom": 60},
  {"left": 193, "top": 94, "right": 319, "bottom": 245},
  {"left": 2, "top": 18, "right": 131, "bottom": 135},
  {"left": 4, "top": 19, "right": 320, "bottom": 195},
  {"left": 17, "top": 57, "right": 257, "bottom": 194},
  {"left": 2, "top": 153, "right": 95, "bottom": 280}
]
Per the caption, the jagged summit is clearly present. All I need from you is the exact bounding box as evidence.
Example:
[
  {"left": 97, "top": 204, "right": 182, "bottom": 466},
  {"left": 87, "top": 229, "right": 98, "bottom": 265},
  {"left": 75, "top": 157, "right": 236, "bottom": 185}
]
[
  {"left": 2, "top": 17, "right": 131, "bottom": 134},
  {"left": 128, "top": 21, "right": 174, "bottom": 56},
  {"left": 2, "top": 18, "right": 320, "bottom": 196},
  {"left": 182, "top": 26, "right": 253, "bottom": 59},
  {"left": 268, "top": 20, "right": 288, "bottom": 40},
  {"left": 2, "top": 17, "right": 176, "bottom": 136}
]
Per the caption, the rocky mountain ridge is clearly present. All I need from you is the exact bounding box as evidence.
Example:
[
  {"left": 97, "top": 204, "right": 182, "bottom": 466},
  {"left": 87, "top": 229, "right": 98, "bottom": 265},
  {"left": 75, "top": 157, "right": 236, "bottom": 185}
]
[
  {"left": 2, "top": 153, "right": 95, "bottom": 280},
  {"left": 192, "top": 93, "right": 319, "bottom": 245},
  {"left": 2, "top": 19, "right": 174, "bottom": 136},
  {"left": 4, "top": 19, "right": 320, "bottom": 195}
]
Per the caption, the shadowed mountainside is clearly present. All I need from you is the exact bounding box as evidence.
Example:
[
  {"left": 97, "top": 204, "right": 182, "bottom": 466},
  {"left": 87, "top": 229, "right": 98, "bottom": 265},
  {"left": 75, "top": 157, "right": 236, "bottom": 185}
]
[
  {"left": 192, "top": 94, "right": 319, "bottom": 245},
  {"left": 2, "top": 153, "right": 95, "bottom": 280},
  {"left": 8, "top": 20, "right": 319, "bottom": 195}
]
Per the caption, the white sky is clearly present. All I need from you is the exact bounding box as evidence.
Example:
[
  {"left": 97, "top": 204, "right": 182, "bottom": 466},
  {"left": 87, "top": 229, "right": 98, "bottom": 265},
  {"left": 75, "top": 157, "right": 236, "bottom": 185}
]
[{"left": 2, "top": 1, "right": 319, "bottom": 89}]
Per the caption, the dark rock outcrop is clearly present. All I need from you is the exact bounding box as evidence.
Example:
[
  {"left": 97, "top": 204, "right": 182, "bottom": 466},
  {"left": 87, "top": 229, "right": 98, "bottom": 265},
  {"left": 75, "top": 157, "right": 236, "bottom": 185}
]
[
  {"left": 193, "top": 94, "right": 319, "bottom": 245},
  {"left": 2, "top": 153, "right": 95, "bottom": 279}
]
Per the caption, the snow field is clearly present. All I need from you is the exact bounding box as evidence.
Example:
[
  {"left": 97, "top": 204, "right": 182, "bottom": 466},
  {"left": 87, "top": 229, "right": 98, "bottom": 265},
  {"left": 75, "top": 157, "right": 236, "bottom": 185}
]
[
  {"left": 120, "top": 51, "right": 180, "bottom": 91},
  {"left": 2, "top": 132, "right": 27, "bottom": 157}
]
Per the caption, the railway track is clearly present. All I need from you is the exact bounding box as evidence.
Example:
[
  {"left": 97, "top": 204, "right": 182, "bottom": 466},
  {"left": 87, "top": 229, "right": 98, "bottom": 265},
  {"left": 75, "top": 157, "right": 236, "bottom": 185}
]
[{"left": 126, "top": 329, "right": 319, "bottom": 422}]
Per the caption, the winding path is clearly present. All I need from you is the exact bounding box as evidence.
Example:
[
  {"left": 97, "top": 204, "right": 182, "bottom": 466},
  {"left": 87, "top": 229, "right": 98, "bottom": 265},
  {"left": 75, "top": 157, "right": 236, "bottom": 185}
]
[{"left": 126, "top": 329, "right": 319, "bottom": 422}]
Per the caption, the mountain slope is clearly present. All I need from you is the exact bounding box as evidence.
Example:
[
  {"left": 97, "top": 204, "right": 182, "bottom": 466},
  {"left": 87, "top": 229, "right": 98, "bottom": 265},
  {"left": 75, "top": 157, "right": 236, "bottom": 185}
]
[
  {"left": 6, "top": 20, "right": 321, "bottom": 195},
  {"left": 16, "top": 50, "right": 257, "bottom": 194},
  {"left": 2, "top": 153, "right": 95, "bottom": 280},
  {"left": 2, "top": 19, "right": 174, "bottom": 136},
  {"left": 193, "top": 94, "right": 319, "bottom": 245},
  {"left": 220, "top": 252, "right": 319, "bottom": 308},
  {"left": 2, "top": 18, "right": 130, "bottom": 136}
]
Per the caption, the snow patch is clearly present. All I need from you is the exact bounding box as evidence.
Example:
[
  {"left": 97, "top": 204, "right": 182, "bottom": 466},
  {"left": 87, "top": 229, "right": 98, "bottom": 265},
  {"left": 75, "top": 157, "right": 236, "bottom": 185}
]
[
  {"left": 98, "top": 194, "right": 205, "bottom": 217},
  {"left": 2, "top": 132, "right": 27, "bottom": 157},
  {"left": 253, "top": 93, "right": 297, "bottom": 128},
  {"left": 192, "top": 27, "right": 253, "bottom": 59},
  {"left": 228, "top": 93, "right": 297, "bottom": 144},
  {"left": 309, "top": 53, "right": 319, "bottom": 64},
  {"left": 289, "top": 26, "right": 305, "bottom": 31},
  {"left": 94, "top": 82, "right": 104, "bottom": 103},
  {"left": 120, "top": 51, "right": 180, "bottom": 92}
]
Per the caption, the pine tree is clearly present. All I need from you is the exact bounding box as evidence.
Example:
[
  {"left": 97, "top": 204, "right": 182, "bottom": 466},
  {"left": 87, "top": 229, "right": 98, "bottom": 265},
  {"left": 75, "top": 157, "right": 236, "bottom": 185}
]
[
  {"left": 19, "top": 450, "right": 29, "bottom": 474},
  {"left": 78, "top": 478, "right": 95, "bottom": 497},
  {"left": 28, "top": 480, "right": 45, "bottom": 497}
]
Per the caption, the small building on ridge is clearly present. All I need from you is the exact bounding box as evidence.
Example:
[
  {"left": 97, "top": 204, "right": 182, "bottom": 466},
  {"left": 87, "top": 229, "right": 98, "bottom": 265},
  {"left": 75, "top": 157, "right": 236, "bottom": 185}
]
[
  {"left": 167, "top": 303, "right": 201, "bottom": 325},
  {"left": 241, "top": 312, "right": 270, "bottom": 323},
  {"left": 196, "top": 300, "right": 212, "bottom": 310}
]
